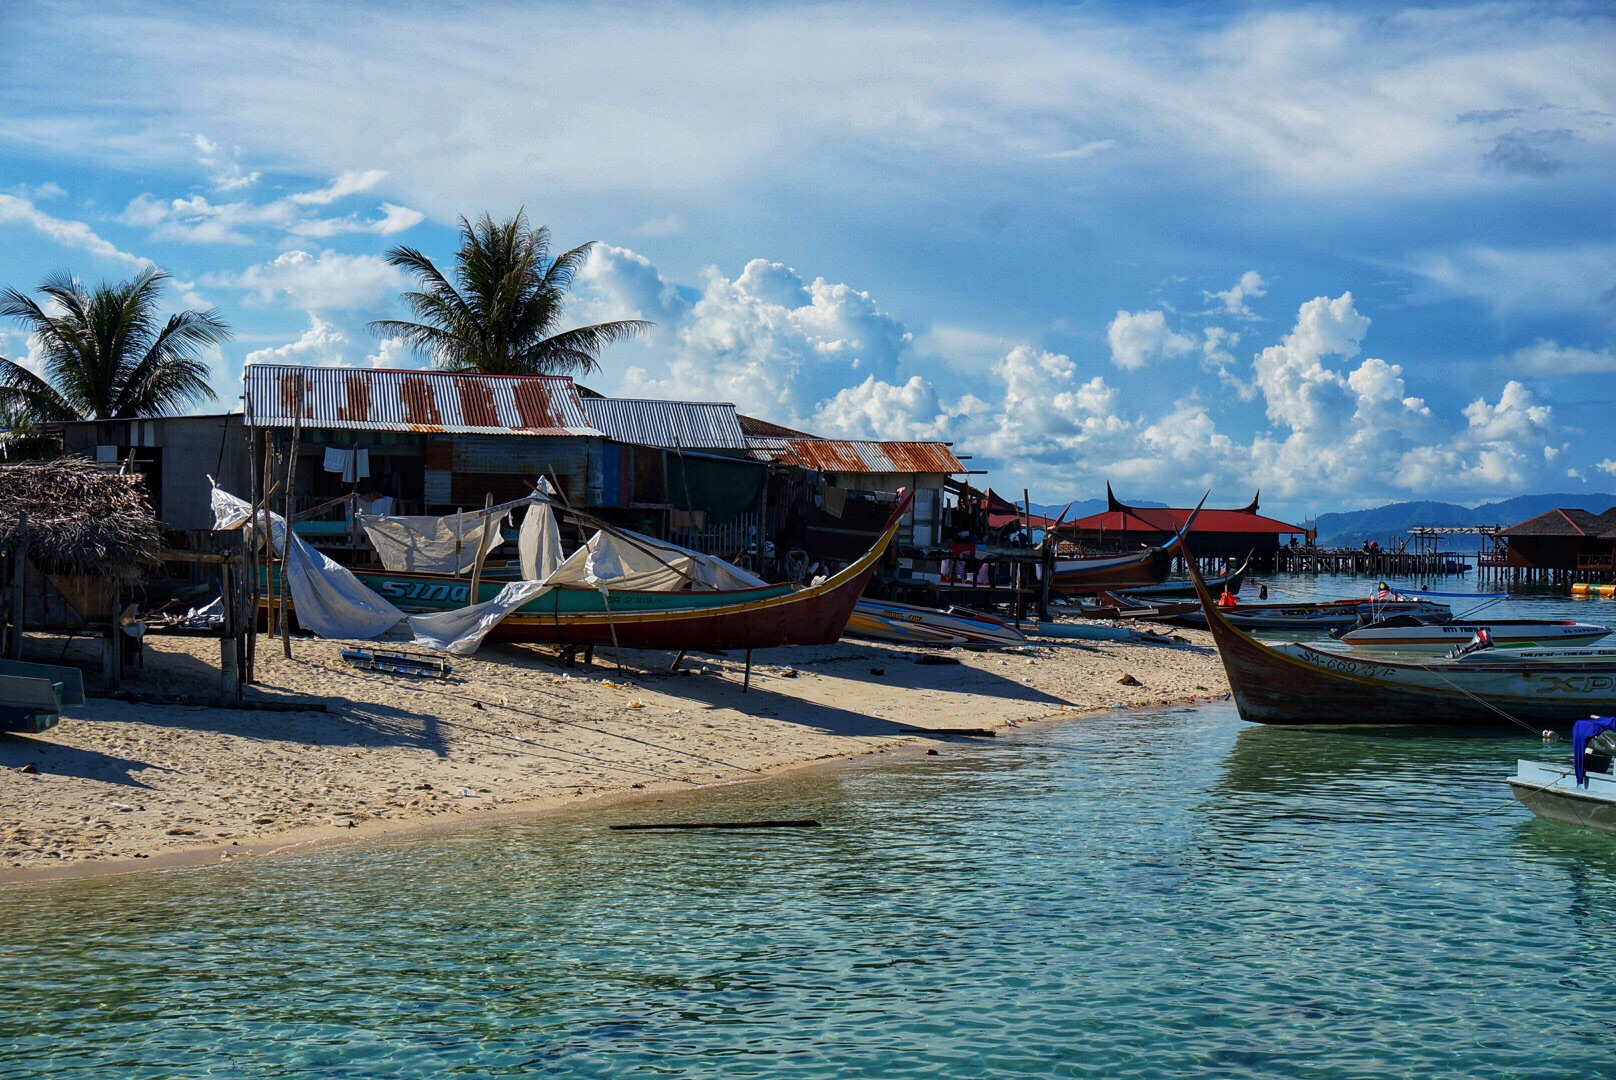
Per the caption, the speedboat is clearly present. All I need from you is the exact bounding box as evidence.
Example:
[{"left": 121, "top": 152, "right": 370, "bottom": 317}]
[{"left": 1338, "top": 617, "right": 1611, "bottom": 653}]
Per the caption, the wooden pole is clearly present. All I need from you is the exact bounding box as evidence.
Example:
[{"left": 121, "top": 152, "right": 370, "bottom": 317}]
[
  {"left": 601, "top": 587, "right": 625, "bottom": 673},
  {"left": 469, "top": 492, "right": 492, "bottom": 602},
  {"left": 280, "top": 425, "right": 299, "bottom": 658},
  {"left": 7, "top": 513, "right": 26, "bottom": 661}
]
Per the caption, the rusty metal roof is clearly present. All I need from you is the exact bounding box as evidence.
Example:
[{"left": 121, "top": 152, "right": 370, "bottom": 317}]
[
  {"left": 243, "top": 364, "right": 602, "bottom": 436},
  {"left": 747, "top": 437, "right": 964, "bottom": 474},
  {"left": 582, "top": 397, "right": 748, "bottom": 451}
]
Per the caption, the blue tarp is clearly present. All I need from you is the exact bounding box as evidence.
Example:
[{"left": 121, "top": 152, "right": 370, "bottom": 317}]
[{"left": 1573, "top": 717, "right": 1616, "bottom": 786}]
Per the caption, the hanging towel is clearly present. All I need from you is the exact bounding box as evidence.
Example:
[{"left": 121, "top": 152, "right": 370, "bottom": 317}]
[{"left": 321, "top": 447, "right": 371, "bottom": 483}]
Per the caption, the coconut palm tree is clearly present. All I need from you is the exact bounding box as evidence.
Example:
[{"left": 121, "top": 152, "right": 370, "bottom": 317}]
[
  {"left": 0, "top": 267, "right": 228, "bottom": 422},
  {"left": 370, "top": 211, "right": 651, "bottom": 376}
]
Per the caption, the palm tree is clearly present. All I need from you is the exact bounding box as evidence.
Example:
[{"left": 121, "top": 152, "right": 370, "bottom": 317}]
[
  {"left": 0, "top": 267, "right": 228, "bottom": 422},
  {"left": 370, "top": 211, "right": 651, "bottom": 376}
]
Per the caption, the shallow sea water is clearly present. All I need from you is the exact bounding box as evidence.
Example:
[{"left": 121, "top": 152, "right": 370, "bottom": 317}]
[{"left": 5, "top": 701, "right": 1616, "bottom": 1078}]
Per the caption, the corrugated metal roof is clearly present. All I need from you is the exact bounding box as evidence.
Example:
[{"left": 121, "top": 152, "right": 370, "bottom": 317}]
[
  {"left": 582, "top": 398, "right": 748, "bottom": 451},
  {"left": 747, "top": 437, "right": 964, "bottom": 474},
  {"left": 243, "top": 364, "right": 602, "bottom": 436}
]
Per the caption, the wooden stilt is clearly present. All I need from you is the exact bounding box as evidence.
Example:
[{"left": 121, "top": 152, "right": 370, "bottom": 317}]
[
  {"left": 669, "top": 649, "right": 687, "bottom": 672},
  {"left": 743, "top": 648, "right": 753, "bottom": 692}
]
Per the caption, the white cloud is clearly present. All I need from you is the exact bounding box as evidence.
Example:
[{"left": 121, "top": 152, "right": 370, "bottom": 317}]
[
  {"left": 580, "top": 246, "right": 1582, "bottom": 506},
  {"left": 0, "top": 193, "right": 149, "bottom": 267},
  {"left": 581, "top": 246, "right": 912, "bottom": 424},
  {"left": 290, "top": 168, "right": 389, "bottom": 206},
  {"left": 285, "top": 202, "right": 425, "bottom": 238},
  {"left": 1599, "top": 460, "right": 1616, "bottom": 477},
  {"left": 1405, "top": 244, "right": 1616, "bottom": 315},
  {"left": 23, "top": 4, "right": 1614, "bottom": 221},
  {"left": 194, "top": 134, "right": 260, "bottom": 191},
  {"left": 1106, "top": 309, "right": 1195, "bottom": 370},
  {"left": 121, "top": 179, "right": 421, "bottom": 245},
  {"left": 210, "top": 249, "right": 405, "bottom": 312},
  {"left": 1205, "top": 270, "right": 1267, "bottom": 317},
  {"left": 632, "top": 214, "right": 683, "bottom": 237},
  {"left": 243, "top": 315, "right": 351, "bottom": 367},
  {"left": 1503, "top": 339, "right": 1616, "bottom": 376}
]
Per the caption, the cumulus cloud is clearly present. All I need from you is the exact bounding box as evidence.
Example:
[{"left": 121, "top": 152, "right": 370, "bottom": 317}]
[
  {"left": 243, "top": 316, "right": 351, "bottom": 367},
  {"left": 581, "top": 246, "right": 912, "bottom": 424},
  {"left": 578, "top": 246, "right": 1580, "bottom": 506},
  {"left": 209, "top": 249, "right": 405, "bottom": 312},
  {"left": 0, "top": 193, "right": 150, "bottom": 267},
  {"left": 1106, "top": 309, "right": 1195, "bottom": 370}
]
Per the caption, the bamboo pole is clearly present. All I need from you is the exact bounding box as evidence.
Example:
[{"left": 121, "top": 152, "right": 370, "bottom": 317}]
[{"left": 469, "top": 492, "right": 493, "bottom": 602}]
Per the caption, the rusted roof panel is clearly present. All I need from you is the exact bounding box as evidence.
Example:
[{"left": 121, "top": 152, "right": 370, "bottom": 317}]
[
  {"left": 747, "top": 437, "right": 963, "bottom": 474},
  {"left": 243, "top": 364, "right": 602, "bottom": 436},
  {"left": 582, "top": 398, "right": 749, "bottom": 451}
]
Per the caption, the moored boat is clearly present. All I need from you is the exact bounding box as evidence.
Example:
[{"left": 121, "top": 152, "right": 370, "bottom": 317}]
[
  {"left": 1185, "top": 550, "right": 1616, "bottom": 729},
  {"left": 845, "top": 598, "right": 1028, "bottom": 648},
  {"left": 1510, "top": 718, "right": 1616, "bottom": 833},
  {"left": 1123, "top": 595, "right": 1450, "bottom": 632},
  {"left": 1120, "top": 555, "right": 1251, "bottom": 599},
  {"left": 1339, "top": 618, "right": 1612, "bottom": 653},
  {"left": 1050, "top": 497, "right": 1205, "bottom": 595}
]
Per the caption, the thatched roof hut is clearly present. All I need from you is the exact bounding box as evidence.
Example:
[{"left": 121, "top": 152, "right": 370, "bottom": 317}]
[{"left": 0, "top": 458, "right": 160, "bottom": 575}]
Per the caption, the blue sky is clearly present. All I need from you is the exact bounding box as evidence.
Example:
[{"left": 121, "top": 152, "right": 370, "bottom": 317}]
[{"left": 1, "top": 0, "right": 1612, "bottom": 521}]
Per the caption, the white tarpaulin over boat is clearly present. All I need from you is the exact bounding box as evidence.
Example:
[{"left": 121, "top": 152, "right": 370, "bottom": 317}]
[
  {"left": 211, "top": 488, "right": 406, "bottom": 641},
  {"left": 519, "top": 479, "right": 563, "bottom": 583},
  {"left": 405, "top": 580, "right": 551, "bottom": 656},
  {"left": 357, "top": 510, "right": 507, "bottom": 575},
  {"left": 545, "top": 526, "right": 767, "bottom": 593}
]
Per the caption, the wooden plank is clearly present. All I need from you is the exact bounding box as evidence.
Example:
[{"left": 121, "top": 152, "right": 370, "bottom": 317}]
[{"left": 898, "top": 726, "right": 998, "bottom": 737}]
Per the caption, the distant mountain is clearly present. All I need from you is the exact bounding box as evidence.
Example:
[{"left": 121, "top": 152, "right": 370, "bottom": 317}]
[{"left": 1312, "top": 493, "right": 1616, "bottom": 548}]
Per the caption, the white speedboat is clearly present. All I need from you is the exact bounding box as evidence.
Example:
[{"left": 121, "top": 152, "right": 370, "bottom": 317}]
[{"left": 1339, "top": 618, "right": 1611, "bottom": 653}]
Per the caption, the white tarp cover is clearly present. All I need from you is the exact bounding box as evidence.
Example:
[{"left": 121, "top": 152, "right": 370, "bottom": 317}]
[
  {"left": 519, "top": 480, "right": 563, "bottom": 582},
  {"left": 546, "top": 526, "right": 767, "bottom": 593},
  {"left": 211, "top": 488, "right": 406, "bottom": 641},
  {"left": 357, "top": 511, "right": 507, "bottom": 574},
  {"left": 405, "top": 580, "right": 551, "bottom": 656}
]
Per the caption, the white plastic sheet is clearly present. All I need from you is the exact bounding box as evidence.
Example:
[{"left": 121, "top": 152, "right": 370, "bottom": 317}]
[
  {"left": 406, "top": 580, "right": 551, "bottom": 656},
  {"left": 546, "top": 528, "right": 766, "bottom": 593},
  {"left": 519, "top": 480, "right": 563, "bottom": 582},
  {"left": 357, "top": 511, "right": 507, "bottom": 574},
  {"left": 212, "top": 489, "right": 405, "bottom": 641}
]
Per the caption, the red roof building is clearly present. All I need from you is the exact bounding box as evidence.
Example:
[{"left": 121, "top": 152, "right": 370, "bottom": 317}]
[{"left": 1064, "top": 485, "right": 1310, "bottom": 561}]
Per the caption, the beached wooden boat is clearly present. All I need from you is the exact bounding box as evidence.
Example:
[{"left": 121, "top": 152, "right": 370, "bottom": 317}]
[
  {"left": 1185, "top": 553, "right": 1616, "bottom": 728},
  {"left": 1051, "top": 500, "right": 1204, "bottom": 595},
  {"left": 845, "top": 598, "right": 1028, "bottom": 647},
  {"left": 264, "top": 495, "right": 911, "bottom": 651},
  {"left": 1338, "top": 618, "right": 1612, "bottom": 653}
]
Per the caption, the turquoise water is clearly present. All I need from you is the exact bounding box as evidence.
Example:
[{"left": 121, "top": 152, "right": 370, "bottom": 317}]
[{"left": 6, "top": 702, "right": 1616, "bottom": 1078}]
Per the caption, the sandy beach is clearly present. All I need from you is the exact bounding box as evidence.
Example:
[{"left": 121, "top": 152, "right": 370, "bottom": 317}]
[{"left": 0, "top": 628, "right": 1227, "bottom": 883}]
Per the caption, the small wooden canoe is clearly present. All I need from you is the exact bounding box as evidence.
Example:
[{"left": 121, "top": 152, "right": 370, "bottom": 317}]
[
  {"left": 1339, "top": 618, "right": 1612, "bottom": 653},
  {"left": 845, "top": 598, "right": 1028, "bottom": 647}
]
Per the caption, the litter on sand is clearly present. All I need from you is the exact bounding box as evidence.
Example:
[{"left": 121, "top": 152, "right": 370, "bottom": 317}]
[{"left": 340, "top": 649, "right": 452, "bottom": 679}]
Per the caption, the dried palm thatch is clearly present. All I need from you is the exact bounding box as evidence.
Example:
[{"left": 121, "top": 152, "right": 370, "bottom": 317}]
[{"left": 0, "top": 458, "right": 160, "bottom": 574}]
